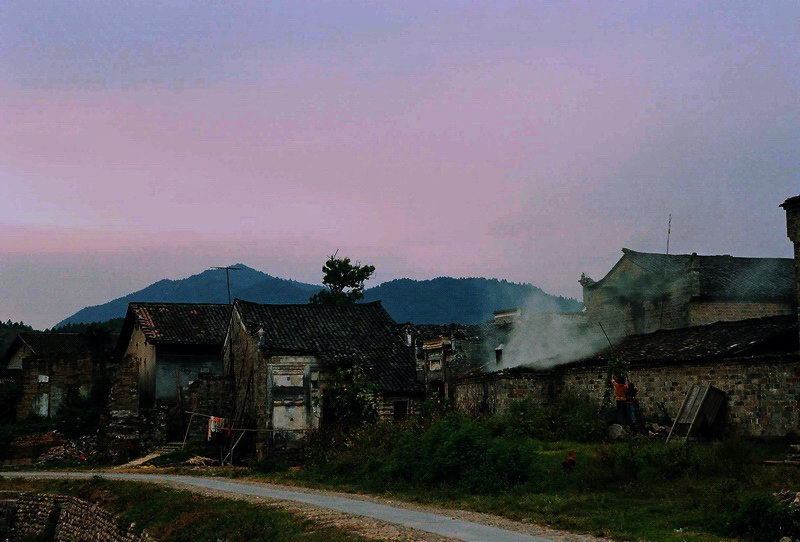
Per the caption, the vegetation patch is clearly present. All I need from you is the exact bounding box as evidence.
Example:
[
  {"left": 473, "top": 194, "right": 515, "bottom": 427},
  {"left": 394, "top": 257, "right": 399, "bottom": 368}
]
[{"left": 252, "top": 398, "right": 800, "bottom": 541}]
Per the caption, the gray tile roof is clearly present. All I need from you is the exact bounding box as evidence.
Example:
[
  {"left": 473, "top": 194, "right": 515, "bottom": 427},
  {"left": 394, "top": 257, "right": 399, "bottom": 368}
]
[
  {"left": 127, "top": 303, "right": 231, "bottom": 345},
  {"left": 235, "top": 300, "right": 421, "bottom": 394},
  {"left": 581, "top": 314, "right": 797, "bottom": 364},
  {"left": 591, "top": 248, "right": 795, "bottom": 302}
]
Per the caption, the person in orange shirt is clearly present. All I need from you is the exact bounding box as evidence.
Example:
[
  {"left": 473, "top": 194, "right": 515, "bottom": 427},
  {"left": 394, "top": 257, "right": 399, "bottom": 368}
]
[{"left": 611, "top": 374, "right": 629, "bottom": 425}]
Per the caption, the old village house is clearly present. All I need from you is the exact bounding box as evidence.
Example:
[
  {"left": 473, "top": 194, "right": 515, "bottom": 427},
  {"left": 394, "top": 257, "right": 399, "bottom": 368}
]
[
  {"left": 225, "top": 300, "right": 422, "bottom": 458},
  {"left": 455, "top": 195, "right": 800, "bottom": 438},
  {"left": 1, "top": 333, "right": 111, "bottom": 420},
  {"left": 579, "top": 248, "right": 796, "bottom": 339},
  {"left": 108, "top": 303, "right": 230, "bottom": 443}
]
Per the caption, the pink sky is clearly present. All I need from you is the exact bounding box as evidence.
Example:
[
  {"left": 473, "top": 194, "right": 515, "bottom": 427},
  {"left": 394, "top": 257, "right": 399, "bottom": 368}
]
[{"left": 1, "top": 1, "right": 798, "bottom": 328}]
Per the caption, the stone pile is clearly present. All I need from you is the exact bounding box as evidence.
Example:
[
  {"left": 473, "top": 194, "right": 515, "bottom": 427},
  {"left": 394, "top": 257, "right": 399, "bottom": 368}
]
[{"left": 36, "top": 436, "right": 99, "bottom": 464}]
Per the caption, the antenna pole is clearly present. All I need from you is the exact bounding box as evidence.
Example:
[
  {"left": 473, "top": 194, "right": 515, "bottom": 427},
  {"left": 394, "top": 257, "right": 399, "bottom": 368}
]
[
  {"left": 659, "top": 214, "right": 672, "bottom": 328},
  {"left": 211, "top": 266, "right": 242, "bottom": 304}
]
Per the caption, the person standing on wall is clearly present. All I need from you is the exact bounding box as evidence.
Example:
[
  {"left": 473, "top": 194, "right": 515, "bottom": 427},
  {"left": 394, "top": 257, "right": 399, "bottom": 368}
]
[{"left": 611, "top": 374, "right": 629, "bottom": 425}]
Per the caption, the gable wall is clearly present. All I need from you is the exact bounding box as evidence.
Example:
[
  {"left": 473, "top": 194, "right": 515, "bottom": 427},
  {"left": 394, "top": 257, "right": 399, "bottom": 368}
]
[
  {"left": 5, "top": 345, "right": 32, "bottom": 370},
  {"left": 226, "top": 312, "right": 262, "bottom": 431},
  {"left": 583, "top": 258, "right": 693, "bottom": 338}
]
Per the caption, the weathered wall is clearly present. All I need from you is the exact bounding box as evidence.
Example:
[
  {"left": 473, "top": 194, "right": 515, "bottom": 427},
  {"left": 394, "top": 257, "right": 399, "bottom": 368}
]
[
  {"left": 5, "top": 344, "right": 32, "bottom": 370},
  {"left": 582, "top": 258, "right": 693, "bottom": 338},
  {"left": 225, "top": 310, "right": 263, "bottom": 435},
  {"left": 456, "top": 356, "right": 800, "bottom": 438},
  {"left": 121, "top": 327, "right": 156, "bottom": 409},
  {"left": 2, "top": 492, "right": 149, "bottom": 541},
  {"left": 16, "top": 353, "right": 95, "bottom": 420},
  {"left": 783, "top": 196, "right": 800, "bottom": 345},
  {"left": 187, "top": 374, "right": 235, "bottom": 440},
  {"left": 267, "top": 355, "right": 320, "bottom": 433},
  {"left": 689, "top": 301, "right": 795, "bottom": 327},
  {"left": 154, "top": 344, "right": 224, "bottom": 403},
  {"left": 377, "top": 395, "right": 422, "bottom": 421},
  {"left": 456, "top": 371, "right": 552, "bottom": 416}
]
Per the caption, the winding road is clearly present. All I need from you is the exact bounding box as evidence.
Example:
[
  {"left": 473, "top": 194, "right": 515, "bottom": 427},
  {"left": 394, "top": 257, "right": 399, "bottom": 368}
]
[{"left": 0, "top": 471, "right": 603, "bottom": 542}]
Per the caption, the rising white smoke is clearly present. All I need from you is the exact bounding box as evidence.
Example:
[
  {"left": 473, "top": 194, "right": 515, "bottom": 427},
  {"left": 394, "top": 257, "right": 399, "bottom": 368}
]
[{"left": 495, "top": 306, "right": 607, "bottom": 371}]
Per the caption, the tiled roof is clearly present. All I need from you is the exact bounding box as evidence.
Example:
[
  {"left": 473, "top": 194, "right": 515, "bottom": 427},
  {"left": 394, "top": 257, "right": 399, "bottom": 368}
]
[
  {"left": 16, "top": 333, "right": 90, "bottom": 356},
  {"left": 1, "top": 332, "right": 120, "bottom": 366},
  {"left": 412, "top": 323, "right": 485, "bottom": 341},
  {"left": 579, "top": 314, "right": 797, "bottom": 364},
  {"left": 592, "top": 248, "right": 795, "bottom": 302},
  {"left": 128, "top": 303, "right": 231, "bottom": 345},
  {"left": 235, "top": 300, "right": 420, "bottom": 393}
]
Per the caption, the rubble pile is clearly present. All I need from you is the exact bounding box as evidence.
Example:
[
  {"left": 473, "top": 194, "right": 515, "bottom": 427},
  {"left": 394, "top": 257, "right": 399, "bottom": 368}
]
[
  {"left": 641, "top": 422, "right": 670, "bottom": 440},
  {"left": 36, "top": 436, "right": 99, "bottom": 464},
  {"left": 774, "top": 490, "right": 800, "bottom": 509}
]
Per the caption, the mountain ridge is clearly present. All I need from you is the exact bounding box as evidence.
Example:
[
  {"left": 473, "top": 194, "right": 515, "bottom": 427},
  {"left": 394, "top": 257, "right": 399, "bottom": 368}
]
[{"left": 55, "top": 264, "right": 581, "bottom": 327}]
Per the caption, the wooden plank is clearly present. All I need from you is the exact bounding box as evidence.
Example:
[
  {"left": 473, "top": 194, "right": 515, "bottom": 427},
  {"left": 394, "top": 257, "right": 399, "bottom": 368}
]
[
  {"left": 699, "top": 386, "right": 725, "bottom": 425},
  {"left": 676, "top": 386, "right": 702, "bottom": 424}
]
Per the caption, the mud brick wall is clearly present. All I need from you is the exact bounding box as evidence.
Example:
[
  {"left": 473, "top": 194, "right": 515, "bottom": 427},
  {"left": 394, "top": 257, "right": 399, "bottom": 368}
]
[
  {"left": 7, "top": 492, "right": 150, "bottom": 541},
  {"left": 456, "top": 357, "right": 800, "bottom": 438}
]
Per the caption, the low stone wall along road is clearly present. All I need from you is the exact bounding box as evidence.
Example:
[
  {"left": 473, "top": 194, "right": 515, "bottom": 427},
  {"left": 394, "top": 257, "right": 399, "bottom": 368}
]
[{"left": 0, "top": 471, "right": 605, "bottom": 542}]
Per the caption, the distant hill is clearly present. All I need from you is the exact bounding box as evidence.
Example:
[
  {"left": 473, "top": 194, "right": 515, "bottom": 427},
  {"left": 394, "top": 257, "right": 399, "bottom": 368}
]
[
  {"left": 55, "top": 265, "right": 320, "bottom": 328},
  {"left": 55, "top": 265, "right": 581, "bottom": 327},
  {"left": 362, "top": 277, "right": 581, "bottom": 324}
]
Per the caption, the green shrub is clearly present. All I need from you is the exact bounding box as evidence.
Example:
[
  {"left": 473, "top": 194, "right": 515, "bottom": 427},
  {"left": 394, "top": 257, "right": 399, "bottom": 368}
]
[
  {"left": 498, "top": 394, "right": 611, "bottom": 443},
  {"left": 250, "top": 457, "right": 290, "bottom": 474},
  {"left": 726, "top": 492, "right": 800, "bottom": 541}
]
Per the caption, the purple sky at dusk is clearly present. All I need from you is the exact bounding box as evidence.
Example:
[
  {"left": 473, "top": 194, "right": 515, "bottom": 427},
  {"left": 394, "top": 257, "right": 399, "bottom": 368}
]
[{"left": 2, "top": 1, "right": 799, "bottom": 328}]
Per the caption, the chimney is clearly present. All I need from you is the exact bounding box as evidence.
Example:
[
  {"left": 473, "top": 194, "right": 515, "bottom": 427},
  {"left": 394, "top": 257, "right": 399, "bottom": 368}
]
[{"left": 780, "top": 195, "right": 800, "bottom": 344}]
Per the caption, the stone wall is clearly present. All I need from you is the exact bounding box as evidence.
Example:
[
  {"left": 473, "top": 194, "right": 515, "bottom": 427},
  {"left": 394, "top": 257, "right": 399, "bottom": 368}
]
[
  {"left": 456, "top": 356, "right": 800, "bottom": 438},
  {"left": 0, "top": 491, "right": 150, "bottom": 541}
]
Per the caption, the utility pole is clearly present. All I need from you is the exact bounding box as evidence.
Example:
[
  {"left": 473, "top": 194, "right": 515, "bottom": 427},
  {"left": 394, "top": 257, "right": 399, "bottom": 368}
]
[{"left": 211, "top": 266, "right": 241, "bottom": 304}]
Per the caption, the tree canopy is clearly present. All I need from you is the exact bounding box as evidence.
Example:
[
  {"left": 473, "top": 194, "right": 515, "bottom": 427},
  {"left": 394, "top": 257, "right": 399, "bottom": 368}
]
[{"left": 310, "top": 253, "right": 376, "bottom": 305}]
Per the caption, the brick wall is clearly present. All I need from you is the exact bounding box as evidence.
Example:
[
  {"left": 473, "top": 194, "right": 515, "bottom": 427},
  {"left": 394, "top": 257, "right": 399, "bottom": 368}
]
[{"left": 455, "top": 356, "right": 800, "bottom": 438}]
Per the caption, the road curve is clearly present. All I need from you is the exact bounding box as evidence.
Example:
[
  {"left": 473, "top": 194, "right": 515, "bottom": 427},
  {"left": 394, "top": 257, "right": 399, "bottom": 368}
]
[{"left": 1, "top": 471, "right": 558, "bottom": 542}]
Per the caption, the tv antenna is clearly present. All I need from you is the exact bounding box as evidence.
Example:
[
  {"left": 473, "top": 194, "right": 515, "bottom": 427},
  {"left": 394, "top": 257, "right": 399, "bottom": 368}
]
[
  {"left": 659, "top": 214, "right": 672, "bottom": 328},
  {"left": 211, "top": 266, "right": 241, "bottom": 304}
]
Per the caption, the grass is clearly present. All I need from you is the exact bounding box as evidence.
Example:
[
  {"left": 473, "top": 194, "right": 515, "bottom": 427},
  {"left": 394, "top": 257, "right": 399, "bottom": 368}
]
[{"left": 0, "top": 476, "right": 369, "bottom": 542}]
